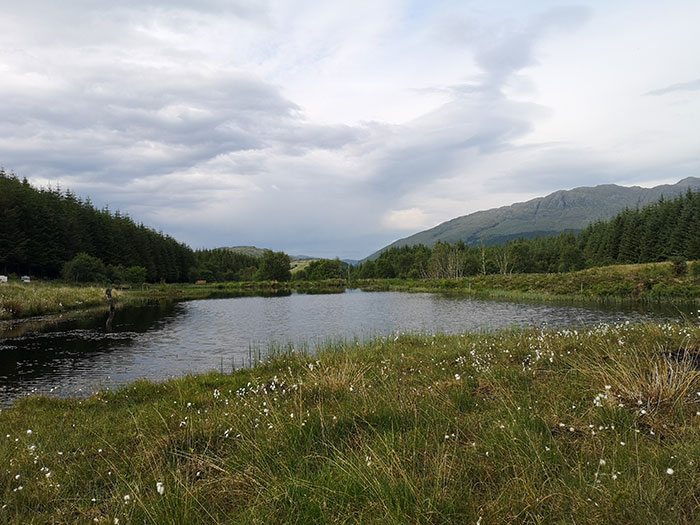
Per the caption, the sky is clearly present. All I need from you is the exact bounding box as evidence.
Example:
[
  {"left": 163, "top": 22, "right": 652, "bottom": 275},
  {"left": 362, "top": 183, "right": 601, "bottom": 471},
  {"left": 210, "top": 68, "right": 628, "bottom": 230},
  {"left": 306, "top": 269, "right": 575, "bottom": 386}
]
[{"left": 1, "top": 1, "right": 699, "bottom": 259}]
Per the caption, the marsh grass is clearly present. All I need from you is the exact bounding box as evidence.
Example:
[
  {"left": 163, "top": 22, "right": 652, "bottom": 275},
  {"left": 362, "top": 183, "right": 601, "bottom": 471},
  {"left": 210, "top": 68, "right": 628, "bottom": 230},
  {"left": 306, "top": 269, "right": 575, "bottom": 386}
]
[
  {"left": 1, "top": 322, "right": 700, "bottom": 523},
  {"left": 0, "top": 282, "right": 108, "bottom": 320},
  {"left": 354, "top": 261, "right": 700, "bottom": 303}
]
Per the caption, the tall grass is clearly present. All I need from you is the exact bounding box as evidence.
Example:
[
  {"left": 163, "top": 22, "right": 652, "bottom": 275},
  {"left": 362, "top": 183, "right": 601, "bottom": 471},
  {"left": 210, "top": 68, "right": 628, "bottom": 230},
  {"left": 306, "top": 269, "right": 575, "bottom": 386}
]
[
  {"left": 1, "top": 321, "right": 700, "bottom": 522},
  {"left": 353, "top": 261, "right": 700, "bottom": 303},
  {"left": 0, "top": 282, "right": 108, "bottom": 320}
]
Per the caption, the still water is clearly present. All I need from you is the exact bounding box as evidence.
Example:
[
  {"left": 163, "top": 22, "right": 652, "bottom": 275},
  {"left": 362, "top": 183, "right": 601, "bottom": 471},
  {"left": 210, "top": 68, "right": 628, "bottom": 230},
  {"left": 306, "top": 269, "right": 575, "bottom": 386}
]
[{"left": 0, "top": 290, "right": 692, "bottom": 405}]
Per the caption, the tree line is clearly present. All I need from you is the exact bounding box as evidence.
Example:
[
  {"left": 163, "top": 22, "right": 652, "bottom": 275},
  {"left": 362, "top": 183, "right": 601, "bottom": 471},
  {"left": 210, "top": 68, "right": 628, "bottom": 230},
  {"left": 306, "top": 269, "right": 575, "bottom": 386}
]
[
  {"left": 3, "top": 168, "right": 698, "bottom": 284},
  {"left": 0, "top": 170, "right": 196, "bottom": 281},
  {"left": 0, "top": 170, "right": 298, "bottom": 284},
  {"left": 351, "top": 189, "right": 700, "bottom": 279}
]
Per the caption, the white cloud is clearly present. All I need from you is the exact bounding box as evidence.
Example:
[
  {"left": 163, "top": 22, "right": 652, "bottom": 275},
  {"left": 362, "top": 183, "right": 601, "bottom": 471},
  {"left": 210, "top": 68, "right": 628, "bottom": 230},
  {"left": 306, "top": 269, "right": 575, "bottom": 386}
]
[
  {"left": 0, "top": 1, "right": 698, "bottom": 259},
  {"left": 382, "top": 208, "right": 430, "bottom": 231}
]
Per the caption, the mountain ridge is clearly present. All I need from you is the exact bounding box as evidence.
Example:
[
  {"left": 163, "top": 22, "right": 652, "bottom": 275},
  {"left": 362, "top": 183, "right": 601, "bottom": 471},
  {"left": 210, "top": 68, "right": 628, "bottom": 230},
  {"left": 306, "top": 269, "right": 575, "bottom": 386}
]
[{"left": 367, "top": 177, "right": 700, "bottom": 260}]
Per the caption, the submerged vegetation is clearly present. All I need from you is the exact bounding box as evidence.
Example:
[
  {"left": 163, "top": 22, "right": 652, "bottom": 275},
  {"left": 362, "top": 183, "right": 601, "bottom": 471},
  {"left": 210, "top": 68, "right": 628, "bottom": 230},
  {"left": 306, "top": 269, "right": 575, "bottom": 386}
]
[{"left": 1, "top": 321, "right": 700, "bottom": 522}]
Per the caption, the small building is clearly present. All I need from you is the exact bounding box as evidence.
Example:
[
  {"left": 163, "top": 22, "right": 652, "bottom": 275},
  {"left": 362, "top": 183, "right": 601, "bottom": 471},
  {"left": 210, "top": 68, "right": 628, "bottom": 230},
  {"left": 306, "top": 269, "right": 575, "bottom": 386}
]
[
  {"left": 0, "top": 275, "right": 7, "bottom": 284},
  {"left": 21, "top": 275, "right": 31, "bottom": 283},
  {"left": 195, "top": 280, "right": 207, "bottom": 285}
]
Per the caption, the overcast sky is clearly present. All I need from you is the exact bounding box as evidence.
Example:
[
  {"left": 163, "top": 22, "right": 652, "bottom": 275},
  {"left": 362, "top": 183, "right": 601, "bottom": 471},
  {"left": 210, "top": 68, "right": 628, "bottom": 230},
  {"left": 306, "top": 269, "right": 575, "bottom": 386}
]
[{"left": 1, "top": 1, "right": 699, "bottom": 258}]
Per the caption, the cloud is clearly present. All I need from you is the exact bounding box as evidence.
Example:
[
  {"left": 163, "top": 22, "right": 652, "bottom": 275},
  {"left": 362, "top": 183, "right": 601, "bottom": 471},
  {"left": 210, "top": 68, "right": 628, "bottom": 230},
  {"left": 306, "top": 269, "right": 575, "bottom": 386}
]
[
  {"left": 382, "top": 208, "right": 430, "bottom": 231},
  {"left": 435, "top": 6, "right": 592, "bottom": 90},
  {"left": 646, "top": 78, "right": 700, "bottom": 96},
  {"left": 0, "top": 1, "right": 697, "bottom": 259}
]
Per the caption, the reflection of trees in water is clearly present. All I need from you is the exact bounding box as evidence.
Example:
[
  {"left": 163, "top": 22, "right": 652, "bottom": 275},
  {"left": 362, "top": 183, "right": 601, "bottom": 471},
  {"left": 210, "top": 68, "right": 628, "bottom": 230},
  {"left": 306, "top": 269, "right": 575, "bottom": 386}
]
[{"left": 0, "top": 301, "right": 180, "bottom": 404}]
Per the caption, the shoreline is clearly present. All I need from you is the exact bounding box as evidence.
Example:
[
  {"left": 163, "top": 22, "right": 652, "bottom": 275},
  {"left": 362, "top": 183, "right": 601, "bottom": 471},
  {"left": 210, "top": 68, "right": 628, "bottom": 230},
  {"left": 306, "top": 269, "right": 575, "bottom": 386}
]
[{"left": 2, "top": 260, "right": 699, "bottom": 323}]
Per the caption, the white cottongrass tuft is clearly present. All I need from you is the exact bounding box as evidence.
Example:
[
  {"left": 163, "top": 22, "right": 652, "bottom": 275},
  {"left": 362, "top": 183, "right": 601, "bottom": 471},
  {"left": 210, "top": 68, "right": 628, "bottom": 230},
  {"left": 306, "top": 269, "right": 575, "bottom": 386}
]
[{"left": 156, "top": 481, "right": 165, "bottom": 495}]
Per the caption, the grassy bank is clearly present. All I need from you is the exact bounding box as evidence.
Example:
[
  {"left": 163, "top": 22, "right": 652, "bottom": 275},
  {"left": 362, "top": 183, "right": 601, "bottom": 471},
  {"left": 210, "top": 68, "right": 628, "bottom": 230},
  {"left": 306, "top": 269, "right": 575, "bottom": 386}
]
[
  {"left": 1, "top": 322, "right": 700, "bottom": 523},
  {"left": 0, "top": 283, "right": 108, "bottom": 321},
  {"left": 1, "top": 261, "right": 698, "bottom": 322},
  {"left": 125, "top": 279, "right": 347, "bottom": 302},
  {"left": 354, "top": 261, "right": 700, "bottom": 303},
  {"left": 0, "top": 280, "right": 346, "bottom": 322}
]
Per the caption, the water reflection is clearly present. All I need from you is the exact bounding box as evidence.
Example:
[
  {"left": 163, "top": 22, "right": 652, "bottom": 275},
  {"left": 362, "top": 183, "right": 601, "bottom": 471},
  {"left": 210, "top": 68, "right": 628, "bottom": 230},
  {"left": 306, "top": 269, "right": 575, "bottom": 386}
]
[{"left": 0, "top": 291, "right": 694, "bottom": 405}]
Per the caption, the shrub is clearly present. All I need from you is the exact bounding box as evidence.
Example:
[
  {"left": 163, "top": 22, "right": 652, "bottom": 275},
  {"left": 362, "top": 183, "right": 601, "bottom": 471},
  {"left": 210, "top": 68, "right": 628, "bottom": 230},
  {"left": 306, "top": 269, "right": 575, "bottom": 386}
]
[
  {"left": 691, "top": 261, "right": 700, "bottom": 280},
  {"left": 125, "top": 266, "right": 147, "bottom": 285},
  {"left": 669, "top": 256, "right": 687, "bottom": 276},
  {"left": 62, "top": 253, "right": 107, "bottom": 283}
]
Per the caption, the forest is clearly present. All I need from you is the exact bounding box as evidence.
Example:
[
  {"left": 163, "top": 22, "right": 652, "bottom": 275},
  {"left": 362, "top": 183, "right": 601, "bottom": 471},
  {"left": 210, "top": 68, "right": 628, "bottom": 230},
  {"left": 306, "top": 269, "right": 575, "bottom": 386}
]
[
  {"left": 0, "top": 170, "right": 293, "bottom": 283},
  {"left": 350, "top": 189, "right": 700, "bottom": 279}
]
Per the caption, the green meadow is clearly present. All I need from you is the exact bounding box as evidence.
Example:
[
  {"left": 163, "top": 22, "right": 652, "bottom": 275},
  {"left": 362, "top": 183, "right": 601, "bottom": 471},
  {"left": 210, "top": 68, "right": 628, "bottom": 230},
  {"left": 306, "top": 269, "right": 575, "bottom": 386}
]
[{"left": 1, "top": 321, "right": 700, "bottom": 523}]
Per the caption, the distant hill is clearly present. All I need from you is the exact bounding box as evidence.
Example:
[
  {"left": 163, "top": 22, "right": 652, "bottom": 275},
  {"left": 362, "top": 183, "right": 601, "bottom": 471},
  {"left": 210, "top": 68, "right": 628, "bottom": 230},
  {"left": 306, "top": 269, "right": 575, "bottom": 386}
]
[
  {"left": 226, "top": 247, "right": 357, "bottom": 266},
  {"left": 367, "top": 177, "right": 700, "bottom": 260},
  {"left": 224, "top": 246, "right": 268, "bottom": 258}
]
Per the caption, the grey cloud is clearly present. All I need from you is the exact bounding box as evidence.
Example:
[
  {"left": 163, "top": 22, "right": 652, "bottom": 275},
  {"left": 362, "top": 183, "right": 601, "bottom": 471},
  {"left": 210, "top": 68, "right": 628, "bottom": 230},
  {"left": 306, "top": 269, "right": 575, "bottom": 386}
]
[
  {"left": 365, "top": 91, "right": 543, "bottom": 197},
  {"left": 435, "top": 6, "right": 591, "bottom": 89},
  {"left": 646, "top": 78, "right": 700, "bottom": 96},
  {"left": 476, "top": 6, "right": 592, "bottom": 88},
  {"left": 1, "top": 56, "right": 356, "bottom": 183}
]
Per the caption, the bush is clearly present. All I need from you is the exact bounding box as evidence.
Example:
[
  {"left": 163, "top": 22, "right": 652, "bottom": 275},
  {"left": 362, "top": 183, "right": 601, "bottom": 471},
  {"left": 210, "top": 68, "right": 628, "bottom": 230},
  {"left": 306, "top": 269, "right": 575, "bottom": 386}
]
[
  {"left": 254, "top": 250, "right": 291, "bottom": 282},
  {"left": 691, "top": 261, "right": 700, "bottom": 280},
  {"left": 669, "top": 256, "right": 687, "bottom": 276},
  {"left": 125, "top": 266, "right": 147, "bottom": 285},
  {"left": 62, "top": 253, "right": 107, "bottom": 283}
]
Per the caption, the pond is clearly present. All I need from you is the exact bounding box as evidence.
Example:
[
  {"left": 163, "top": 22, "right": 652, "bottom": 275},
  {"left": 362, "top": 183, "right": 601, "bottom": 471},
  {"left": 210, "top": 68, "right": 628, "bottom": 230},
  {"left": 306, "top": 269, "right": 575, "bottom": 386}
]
[{"left": 0, "top": 290, "right": 693, "bottom": 405}]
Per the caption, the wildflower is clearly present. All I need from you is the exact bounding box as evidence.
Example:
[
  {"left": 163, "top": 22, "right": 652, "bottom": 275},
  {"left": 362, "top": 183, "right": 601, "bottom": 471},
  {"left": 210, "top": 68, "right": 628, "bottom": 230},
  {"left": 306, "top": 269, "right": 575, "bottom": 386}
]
[
  {"left": 123, "top": 494, "right": 131, "bottom": 503},
  {"left": 156, "top": 481, "right": 165, "bottom": 495},
  {"left": 666, "top": 468, "right": 674, "bottom": 475},
  {"left": 599, "top": 459, "right": 606, "bottom": 466},
  {"left": 454, "top": 373, "right": 461, "bottom": 380},
  {"left": 26, "top": 429, "right": 32, "bottom": 435}
]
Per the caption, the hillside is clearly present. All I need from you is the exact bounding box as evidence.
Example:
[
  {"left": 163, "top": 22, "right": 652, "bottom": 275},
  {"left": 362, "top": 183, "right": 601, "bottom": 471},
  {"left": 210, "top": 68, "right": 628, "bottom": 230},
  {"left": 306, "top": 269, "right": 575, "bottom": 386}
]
[{"left": 368, "top": 177, "right": 700, "bottom": 259}]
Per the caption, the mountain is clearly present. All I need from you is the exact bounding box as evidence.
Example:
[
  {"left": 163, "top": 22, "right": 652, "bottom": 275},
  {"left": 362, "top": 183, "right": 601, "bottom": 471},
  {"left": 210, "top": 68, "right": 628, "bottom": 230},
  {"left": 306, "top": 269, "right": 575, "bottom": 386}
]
[{"left": 368, "top": 177, "right": 700, "bottom": 259}]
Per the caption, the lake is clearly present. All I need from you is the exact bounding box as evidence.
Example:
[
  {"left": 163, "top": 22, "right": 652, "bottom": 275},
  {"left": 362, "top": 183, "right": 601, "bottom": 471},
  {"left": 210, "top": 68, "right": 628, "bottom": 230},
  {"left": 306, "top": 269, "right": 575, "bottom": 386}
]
[{"left": 0, "top": 290, "right": 692, "bottom": 405}]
